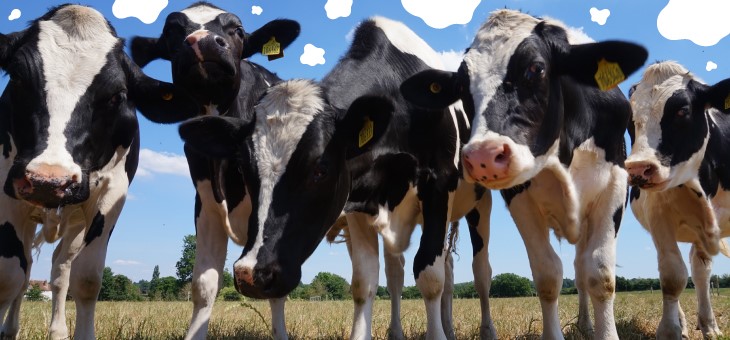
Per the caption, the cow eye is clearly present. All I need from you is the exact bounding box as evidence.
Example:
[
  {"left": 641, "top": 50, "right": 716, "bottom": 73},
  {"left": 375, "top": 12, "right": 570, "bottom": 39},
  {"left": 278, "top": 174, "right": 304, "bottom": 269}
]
[
  {"left": 108, "top": 91, "right": 126, "bottom": 107},
  {"left": 313, "top": 162, "right": 328, "bottom": 183},
  {"left": 677, "top": 106, "right": 690, "bottom": 118},
  {"left": 524, "top": 62, "right": 545, "bottom": 81},
  {"left": 229, "top": 26, "right": 244, "bottom": 38}
]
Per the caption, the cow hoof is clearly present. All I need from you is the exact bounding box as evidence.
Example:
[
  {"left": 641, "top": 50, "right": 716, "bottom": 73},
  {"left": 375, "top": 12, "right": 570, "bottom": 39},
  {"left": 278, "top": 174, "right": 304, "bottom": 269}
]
[
  {"left": 387, "top": 327, "right": 404, "bottom": 340},
  {"left": 480, "top": 326, "right": 498, "bottom": 340}
]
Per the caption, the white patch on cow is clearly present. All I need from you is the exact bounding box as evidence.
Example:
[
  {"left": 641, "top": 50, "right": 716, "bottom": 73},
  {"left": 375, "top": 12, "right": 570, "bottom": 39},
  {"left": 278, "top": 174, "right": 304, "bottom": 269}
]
[
  {"left": 299, "top": 44, "right": 326, "bottom": 66},
  {"left": 236, "top": 79, "right": 324, "bottom": 270},
  {"left": 448, "top": 104, "right": 461, "bottom": 168},
  {"left": 589, "top": 7, "right": 610, "bottom": 26},
  {"left": 181, "top": 5, "right": 226, "bottom": 29},
  {"left": 628, "top": 61, "right": 709, "bottom": 189},
  {"left": 658, "top": 0, "right": 730, "bottom": 47},
  {"left": 706, "top": 61, "right": 718, "bottom": 72},
  {"left": 401, "top": 0, "right": 480, "bottom": 29},
  {"left": 204, "top": 104, "right": 221, "bottom": 116},
  {"left": 371, "top": 16, "right": 445, "bottom": 70},
  {"left": 29, "top": 6, "right": 118, "bottom": 180},
  {"left": 112, "top": 0, "right": 168, "bottom": 24}
]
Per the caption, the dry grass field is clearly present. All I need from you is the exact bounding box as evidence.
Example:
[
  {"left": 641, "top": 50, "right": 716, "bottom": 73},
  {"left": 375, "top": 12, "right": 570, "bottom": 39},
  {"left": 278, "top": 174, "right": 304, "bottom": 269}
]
[{"left": 15, "top": 289, "right": 730, "bottom": 339}]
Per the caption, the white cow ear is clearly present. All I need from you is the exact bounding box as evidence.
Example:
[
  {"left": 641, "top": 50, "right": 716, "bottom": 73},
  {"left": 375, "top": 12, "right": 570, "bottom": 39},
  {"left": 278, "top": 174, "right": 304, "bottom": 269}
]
[{"left": 705, "top": 77, "right": 730, "bottom": 114}]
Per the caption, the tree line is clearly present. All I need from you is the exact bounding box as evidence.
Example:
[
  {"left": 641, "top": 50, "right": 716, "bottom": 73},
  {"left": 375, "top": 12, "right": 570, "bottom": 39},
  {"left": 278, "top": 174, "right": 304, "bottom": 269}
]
[{"left": 35, "top": 234, "right": 730, "bottom": 301}]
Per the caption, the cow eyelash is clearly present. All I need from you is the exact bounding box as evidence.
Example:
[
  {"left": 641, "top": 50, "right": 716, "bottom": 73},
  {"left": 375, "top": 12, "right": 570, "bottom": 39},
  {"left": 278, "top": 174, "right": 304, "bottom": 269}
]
[
  {"left": 524, "top": 62, "right": 545, "bottom": 81},
  {"left": 676, "top": 106, "right": 690, "bottom": 117}
]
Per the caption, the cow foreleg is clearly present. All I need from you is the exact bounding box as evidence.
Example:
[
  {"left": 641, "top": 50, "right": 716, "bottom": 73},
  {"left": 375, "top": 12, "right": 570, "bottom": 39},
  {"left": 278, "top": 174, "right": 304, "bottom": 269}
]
[
  {"left": 690, "top": 245, "right": 722, "bottom": 338},
  {"left": 0, "top": 214, "right": 34, "bottom": 340},
  {"left": 383, "top": 251, "right": 404, "bottom": 340},
  {"left": 186, "top": 191, "right": 229, "bottom": 340},
  {"left": 508, "top": 192, "right": 563, "bottom": 340},
  {"left": 466, "top": 193, "right": 497, "bottom": 340},
  {"left": 440, "top": 252, "right": 454, "bottom": 340},
  {"left": 48, "top": 221, "right": 86, "bottom": 340},
  {"left": 651, "top": 219, "right": 688, "bottom": 339},
  {"left": 269, "top": 297, "right": 288, "bottom": 340},
  {"left": 348, "top": 212, "right": 379, "bottom": 340},
  {"left": 413, "top": 189, "right": 452, "bottom": 340}
]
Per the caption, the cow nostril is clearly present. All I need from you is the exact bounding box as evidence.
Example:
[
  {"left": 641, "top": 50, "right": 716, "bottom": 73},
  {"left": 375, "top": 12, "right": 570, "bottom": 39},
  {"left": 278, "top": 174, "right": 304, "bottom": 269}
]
[
  {"left": 214, "top": 36, "right": 228, "bottom": 48},
  {"left": 643, "top": 165, "right": 656, "bottom": 178}
]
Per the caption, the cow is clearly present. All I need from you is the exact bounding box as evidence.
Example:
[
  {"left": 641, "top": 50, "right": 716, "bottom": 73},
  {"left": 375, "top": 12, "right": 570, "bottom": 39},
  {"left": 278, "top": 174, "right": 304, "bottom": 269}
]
[
  {"left": 400, "top": 10, "right": 647, "bottom": 339},
  {"left": 129, "top": 2, "right": 300, "bottom": 339},
  {"left": 180, "top": 16, "right": 496, "bottom": 340},
  {"left": 625, "top": 61, "right": 730, "bottom": 339},
  {"left": 0, "top": 4, "right": 193, "bottom": 339}
]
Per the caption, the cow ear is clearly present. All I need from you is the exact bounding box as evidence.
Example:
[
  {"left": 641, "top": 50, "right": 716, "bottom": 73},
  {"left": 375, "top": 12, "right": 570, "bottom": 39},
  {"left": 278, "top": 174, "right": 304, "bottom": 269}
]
[
  {"left": 705, "top": 78, "right": 730, "bottom": 114},
  {"left": 560, "top": 41, "right": 648, "bottom": 91},
  {"left": 334, "top": 95, "right": 394, "bottom": 160},
  {"left": 130, "top": 36, "right": 168, "bottom": 68},
  {"left": 121, "top": 54, "right": 200, "bottom": 124},
  {"left": 0, "top": 31, "right": 24, "bottom": 69},
  {"left": 401, "top": 69, "right": 461, "bottom": 110},
  {"left": 242, "top": 19, "right": 301, "bottom": 59},
  {"left": 179, "top": 116, "right": 254, "bottom": 158}
]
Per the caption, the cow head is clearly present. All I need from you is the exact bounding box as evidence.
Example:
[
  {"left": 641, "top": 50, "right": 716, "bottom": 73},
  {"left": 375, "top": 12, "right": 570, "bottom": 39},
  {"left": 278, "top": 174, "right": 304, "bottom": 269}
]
[
  {"left": 0, "top": 5, "right": 193, "bottom": 208},
  {"left": 131, "top": 2, "right": 300, "bottom": 116},
  {"left": 626, "top": 61, "right": 730, "bottom": 190},
  {"left": 179, "top": 80, "right": 392, "bottom": 298},
  {"left": 401, "top": 10, "right": 646, "bottom": 189}
]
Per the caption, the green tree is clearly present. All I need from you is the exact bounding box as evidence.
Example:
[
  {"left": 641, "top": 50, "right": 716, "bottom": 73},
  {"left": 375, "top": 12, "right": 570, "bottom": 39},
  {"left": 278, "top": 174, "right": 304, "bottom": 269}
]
[
  {"left": 401, "top": 286, "right": 422, "bottom": 299},
  {"left": 222, "top": 268, "right": 234, "bottom": 288},
  {"left": 490, "top": 273, "right": 533, "bottom": 298},
  {"left": 98, "top": 267, "right": 115, "bottom": 301},
  {"left": 453, "top": 282, "right": 478, "bottom": 299},
  {"left": 149, "top": 265, "right": 161, "bottom": 300},
  {"left": 135, "top": 279, "right": 150, "bottom": 295},
  {"left": 176, "top": 235, "right": 196, "bottom": 284},
  {"left": 311, "top": 272, "right": 350, "bottom": 300},
  {"left": 218, "top": 286, "right": 243, "bottom": 301},
  {"left": 25, "top": 284, "right": 45, "bottom": 301},
  {"left": 156, "top": 276, "right": 180, "bottom": 300}
]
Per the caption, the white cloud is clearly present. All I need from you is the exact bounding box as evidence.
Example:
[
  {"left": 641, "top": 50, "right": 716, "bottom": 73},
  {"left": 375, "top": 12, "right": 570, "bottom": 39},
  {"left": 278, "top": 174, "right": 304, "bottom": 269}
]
[
  {"left": 137, "top": 149, "right": 189, "bottom": 178},
  {"left": 112, "top": 0, "right": 168, "bottom": 24},
  {"left": 251, "top": 6, "right": 263, "bottom": 16},
  {"left": 658, "top": 0, "right": 730, "bottom": 46},
  {"left": 707, "top": 61, "right": 718, "bottom": 72},
  {"left": 114, "top": 259, "right": 142, "bottom": 266},
  {"left": 324, "top": 0, "right": 352, "bottom": 20},
  {"left": 8, "top": 9, "right": 20, "bottom": 21},
  {"left": 438, "top": 50, "right": 464, "bottom": 72},
  {"left": 300, "top": 44, "right": 326, "bottom": 66},
  {"left": 589, "top": 7, "right": 610, "bottom": 26},
  {"left": 401, "top": 0, "right": 480, "bottom": 29}
]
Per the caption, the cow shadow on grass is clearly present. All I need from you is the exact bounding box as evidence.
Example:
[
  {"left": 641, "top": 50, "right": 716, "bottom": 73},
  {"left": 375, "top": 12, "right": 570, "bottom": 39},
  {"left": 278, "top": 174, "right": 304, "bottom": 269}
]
[{"left": 510, "top": 317, "right": 654, "bottom": 340}]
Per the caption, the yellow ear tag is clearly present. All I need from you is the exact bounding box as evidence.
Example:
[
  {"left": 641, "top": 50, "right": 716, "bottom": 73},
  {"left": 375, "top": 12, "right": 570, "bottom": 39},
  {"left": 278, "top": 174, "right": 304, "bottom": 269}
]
[
  {"left": 594, "top": 58, "right": 625, "bottom": 91},
  {"left": 162, "top": 93, "right": 173, "bottom": 101},
  {"left": 724, "top": 93, "right": 730, "bottom": 110},
  {"left": 262, "top": 37, "right": 283, "bottom": 61},
  {"left": 430, "top": 82, "right": 442, "bottom": 94},
  {"left": 358, "top": 117, "right": 374, "bottom": 148}
]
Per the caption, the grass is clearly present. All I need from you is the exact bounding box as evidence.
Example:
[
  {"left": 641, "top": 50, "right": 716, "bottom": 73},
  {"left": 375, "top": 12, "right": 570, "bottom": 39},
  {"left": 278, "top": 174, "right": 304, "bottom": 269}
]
[{"left": 15, "top": 289, "right": 730, "bottom": 339}]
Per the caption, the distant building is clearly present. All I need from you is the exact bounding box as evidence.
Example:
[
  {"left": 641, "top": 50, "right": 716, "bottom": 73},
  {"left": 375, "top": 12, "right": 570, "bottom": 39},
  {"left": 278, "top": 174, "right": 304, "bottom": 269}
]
[{"left": 27, "top": 280, "right": 53, "bottom": 300}]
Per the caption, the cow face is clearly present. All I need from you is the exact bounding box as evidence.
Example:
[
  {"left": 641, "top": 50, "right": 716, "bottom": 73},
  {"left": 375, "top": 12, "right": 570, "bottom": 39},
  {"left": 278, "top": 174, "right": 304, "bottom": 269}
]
[
  {"left": 401, "top": 10, "right": 646, "bottom": 189},
  {"left": 179, "top": 80, "right": 393, "bottom": 298},
  {"left": 131, "top": 2, "right": 300, "bottom": 113},
  {"left": 0, "top": 5, "right": 191, "bottom": 208},
  {"left": 626, "top": 61, "right": 730, "bottom": 190}
]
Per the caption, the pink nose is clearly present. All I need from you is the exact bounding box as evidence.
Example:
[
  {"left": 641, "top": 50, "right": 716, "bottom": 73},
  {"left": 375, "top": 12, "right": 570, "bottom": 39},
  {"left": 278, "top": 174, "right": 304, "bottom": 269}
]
[
  {"left": 235, "top": 265, "right": 255, "bottom": 287},
  {"left": 463, "top": 142, "right": 511, "bottom": 183},
  {"left": 185, "top": 31, "right": 209, "bottom": 47},
  {"left": 626, "top": 161, "right": 658, "bottom": 186}
]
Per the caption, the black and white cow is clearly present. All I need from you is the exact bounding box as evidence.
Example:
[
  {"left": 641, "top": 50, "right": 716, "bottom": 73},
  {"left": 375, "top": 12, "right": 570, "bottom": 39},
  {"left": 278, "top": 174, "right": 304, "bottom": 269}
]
[
  {"left": 0, "top": 5, "right": 192, "bottom": 339},
  {"left": 130, "top": 2, "right": 300, "bottom": 339},
  {"left": 626, "top": 61, "right": 730, "bottom": 339},
  {"left": 402, "top": 10, "right": 647, "bottom": 339},
  {"left": 181, "top": 17, "right": 496, "bottom": 340}
]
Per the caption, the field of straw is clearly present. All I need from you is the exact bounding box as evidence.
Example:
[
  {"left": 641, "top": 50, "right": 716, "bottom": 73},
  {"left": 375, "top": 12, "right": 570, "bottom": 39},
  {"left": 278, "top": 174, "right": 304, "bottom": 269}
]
[{"left": 16, "top": 289, "right": 730, "bottom": 339}]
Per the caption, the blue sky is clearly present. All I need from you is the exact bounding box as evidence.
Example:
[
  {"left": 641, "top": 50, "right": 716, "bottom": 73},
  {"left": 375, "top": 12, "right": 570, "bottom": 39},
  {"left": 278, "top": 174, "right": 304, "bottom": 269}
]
[{"left": 2, "top": 0, "right": 729, "bottom": 287}]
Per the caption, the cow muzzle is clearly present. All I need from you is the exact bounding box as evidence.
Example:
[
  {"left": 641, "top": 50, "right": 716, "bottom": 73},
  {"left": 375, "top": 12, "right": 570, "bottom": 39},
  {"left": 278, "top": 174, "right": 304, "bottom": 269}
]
[
  {"left": 462, "top": 141, "right": 512, "bottom": 188},
  {"left": 233, "top": 260, "right": 298, "bottom": 299},
  {"left": 14, "top": 165, "right": 83, "bottom": 208},
  {"left": 626, "top": 160, "right": 665, "bottom": 190}
]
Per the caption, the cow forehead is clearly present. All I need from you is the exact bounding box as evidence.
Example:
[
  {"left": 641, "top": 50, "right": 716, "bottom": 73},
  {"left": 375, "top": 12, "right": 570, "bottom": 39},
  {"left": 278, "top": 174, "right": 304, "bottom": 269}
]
[
  {"left": 631, "top": 62, "right": 695, "bottom": 124},
  {"left": 181, "top": 5, "right": 227, "bottom": 27}
]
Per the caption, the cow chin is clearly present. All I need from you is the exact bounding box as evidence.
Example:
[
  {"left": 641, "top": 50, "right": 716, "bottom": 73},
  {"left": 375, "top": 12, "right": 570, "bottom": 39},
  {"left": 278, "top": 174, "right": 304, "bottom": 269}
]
[
  {"left": 14, "top": 175, "right": 90, "bottom": 209},
  {"left": 234, "top": 264, "right": 300, "bottom": 300}
]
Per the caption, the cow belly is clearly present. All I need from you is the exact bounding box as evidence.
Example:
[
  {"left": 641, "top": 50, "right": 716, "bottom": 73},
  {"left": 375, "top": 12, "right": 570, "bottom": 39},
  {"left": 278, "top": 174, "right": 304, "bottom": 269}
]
[
  {"left": 570, "top": 139, "right": 615, "bottom": 206},
  {"left": 378, "top": 185, "right": 420, "bottom": 254},
  {"left": 711, "top": 189, "right": 730, "bottom": 238}
]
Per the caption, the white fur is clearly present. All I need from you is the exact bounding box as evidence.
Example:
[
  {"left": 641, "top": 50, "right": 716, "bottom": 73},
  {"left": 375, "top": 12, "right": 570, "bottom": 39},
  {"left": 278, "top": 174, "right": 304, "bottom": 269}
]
[
  {"left": 29, "top": 7, "right": 117, "bottom": 181},
  {"left": 372, "top": 16, "right": 445, "bottom": 70},
  {"left": 235, "top": 80, "right": 324, "bottom": 272},
  {"left": 181, "top": 5, "right": 226, "bottom": 28}
]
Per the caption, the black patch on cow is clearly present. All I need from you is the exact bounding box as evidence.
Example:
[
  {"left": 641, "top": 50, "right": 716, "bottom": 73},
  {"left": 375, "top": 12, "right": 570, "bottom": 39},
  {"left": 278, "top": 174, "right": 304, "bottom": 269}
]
[
  {"left": 345, "top": 153, "right": 418, "bottom": 215},
  {"left": 473, "top": 185, "right": 486, "bottom": 201},
  {"left": 501, "top": 181, "right": 531, "bottom": 206},
  {"left": 629, "top": 186, "right": 640, "bottom": 202},
  {"left": 125, "top": 132, "right": 139, "bottom": 183},
  {"left": 612, "top": 205, "right": 623, "bottom": 237},
  {"left": 465, "top": 209, "right": 483, "bottom": 256},
  {"left": 657, "top": 85, "right": 708, "bottom": 167},
  {"left": 698, "top": 110, "right": 730, "bottom": 198},
  {"left": 413, "top": 182, "right": 450, "bottom": 280},
  {"left": 84, "top": 211, "right": 105, "bottom": 246},
  {"left": 0, "top": 222, "right": 27, "bottom": 273}
]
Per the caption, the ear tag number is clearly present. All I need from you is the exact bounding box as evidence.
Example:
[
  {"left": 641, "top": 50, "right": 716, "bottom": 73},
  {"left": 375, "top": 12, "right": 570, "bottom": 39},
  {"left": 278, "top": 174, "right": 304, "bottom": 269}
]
[
  {"left": 594, "top": 58, "right": 625, "bottom": 91},
  {"left": 724, "top": 93, "right": 730, "bottom": 110},
  {"left": 262, "top": 37, "right": 283, "bottom": 61},
  {"left": 358, "top": 117, "right": 374, "bottom": 148}
]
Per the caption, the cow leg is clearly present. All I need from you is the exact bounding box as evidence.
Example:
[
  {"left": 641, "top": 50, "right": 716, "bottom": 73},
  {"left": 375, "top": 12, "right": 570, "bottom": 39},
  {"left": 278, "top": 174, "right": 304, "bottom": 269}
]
[
  {"left": 348, "top": 212, "right": 379, "bottom": 340},
  {"left": 186, "top": 190, "right": 229, "bottom": 340},
  {"left": 508, "top": 193, "right": 563, "bottom": 340},
  {"left": 466, "top": 194, "right": 497, "bottom": 340},
  {"left": 690, "top": 245, "right": 721, "bottom": 338},
  {"left": 440, "top": 252, "right": 455, "bottom": 340},
  {"left": 413, "top": 188, "right": 452, "bottom": 340},
  {"left": 48, "top": 221, "right": 86, "bottom": 340},
  {"left": 651, "top": 222, "right": 687, "bottom": 339},
  {"left": 0, "top": 215, "right": 34, "bottom": 340},
  {"left": 269, "top": 297, "right": 288, "bottom": 340},
  {"left": 383, "top": 251, "right": 404, "bottom": 340}
]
